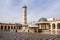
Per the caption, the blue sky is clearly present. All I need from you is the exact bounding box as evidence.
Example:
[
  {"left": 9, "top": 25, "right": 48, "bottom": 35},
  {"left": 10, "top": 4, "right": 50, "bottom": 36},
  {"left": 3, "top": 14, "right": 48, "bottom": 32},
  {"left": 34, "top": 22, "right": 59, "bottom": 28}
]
[{"left": 0, "top": 0, "right": 60, "bottom": 23}]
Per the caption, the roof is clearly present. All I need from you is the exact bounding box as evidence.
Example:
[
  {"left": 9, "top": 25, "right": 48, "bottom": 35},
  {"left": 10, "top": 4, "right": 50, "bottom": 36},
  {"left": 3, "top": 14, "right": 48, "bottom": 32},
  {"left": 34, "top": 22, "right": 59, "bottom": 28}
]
[
  {"left": 28, "top": 24, "right": 38, "bottom": 27},
  {"left": 23, "top": 6, "right": 27, "bottom": 8},
  {"left": 39, "top": 17, "right": 47, "bottom": 22}
]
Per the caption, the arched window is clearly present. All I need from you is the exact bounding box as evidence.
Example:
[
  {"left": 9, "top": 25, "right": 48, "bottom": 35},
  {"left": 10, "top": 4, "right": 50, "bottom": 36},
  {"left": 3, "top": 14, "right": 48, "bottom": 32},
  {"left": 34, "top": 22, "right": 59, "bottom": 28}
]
[
  {"left": 57, "top": 23, "right": 60, "bottom": 29},
  {"left": 52, "top": 23, "right": 55, "bottom": 29}
]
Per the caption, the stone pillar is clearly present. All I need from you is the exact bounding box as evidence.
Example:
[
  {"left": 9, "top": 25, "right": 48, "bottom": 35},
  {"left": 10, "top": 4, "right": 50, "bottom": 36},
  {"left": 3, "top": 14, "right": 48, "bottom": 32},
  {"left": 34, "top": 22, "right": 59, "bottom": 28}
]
[
  {"left": 55, "top": 23, "right": 57, "bottom": 34},
  {"left": 3, "top": 25, "right": 5, "bottom": 31},
  {"left": 46, "top": 24, "right": 49, "bottom": 29},
  {"left": 0, "top": 25, "right": 1, "bottom": 30},
  {"left": 10, "top": 25, "right": 11, "bottom": 31},
  {"left": 39, "top": 25, "right": 41, "bottom": 29},
  {"left": 45, "top": 24, "right": 47, "bottom": 29},
  {"left": 50, "top": 23, "right": 53, "bottom": 34},
  {"left": 7, "top": 25, "right": 8, "bottom": 30},
  {"left": 13, "top": 26, "right": 14, "bottom": 30},
  {"left": 13, "top": 26, "right": 14, "bottom": 31},
  {"left": 44, "top": 25, "right": 45, "bottom": 29},
  {"left": 36, "top": 28, "right": 38, "bottom": 33}
]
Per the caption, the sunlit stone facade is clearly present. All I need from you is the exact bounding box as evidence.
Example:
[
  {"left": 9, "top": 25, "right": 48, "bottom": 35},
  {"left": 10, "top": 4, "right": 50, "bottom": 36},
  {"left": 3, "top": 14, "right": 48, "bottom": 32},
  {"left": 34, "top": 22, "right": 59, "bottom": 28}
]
[
  {"left": 36, "top": 18, "right": 60, "bottom": 34},
  {"left": 0, "top": 23, "right": 22, "bottom": 32},
  {"left": 0, "top": 18, "right": 60, "bottom": 34},
  {"left": 0, "top": 6, "right": 60, "bottom": 34}
]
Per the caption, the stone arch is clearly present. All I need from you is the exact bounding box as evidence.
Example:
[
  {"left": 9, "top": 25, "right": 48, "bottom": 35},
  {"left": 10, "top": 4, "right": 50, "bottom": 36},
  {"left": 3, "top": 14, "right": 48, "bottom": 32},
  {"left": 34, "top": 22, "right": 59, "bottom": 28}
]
[
  {"left": 14, "top": 26, "right": 16, "bottom": 29},
  {"left": 11, "top": 26, "right": 13, "bottom": 29},
  {"left": 19, "top": 26, "right": 22, "bottom": 30},
  {"left": 1, "top": 25, "right": 3, "bottom": 30},
  {"left": 52, "top": 23, "right": 55, "bottom": 29},
  {"left": 8, "top": 26, "right": 10, "bottom": 29},
  {"left": 57, "top": 23, "right": 60, "bottom": 29}
]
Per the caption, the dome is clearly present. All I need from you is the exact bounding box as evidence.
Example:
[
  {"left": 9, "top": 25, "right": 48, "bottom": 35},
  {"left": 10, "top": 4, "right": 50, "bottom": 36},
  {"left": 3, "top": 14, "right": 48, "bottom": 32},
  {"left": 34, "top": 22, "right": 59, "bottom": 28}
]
[{"left": 39, "top": 17, "right": 47, "bottom": 22}]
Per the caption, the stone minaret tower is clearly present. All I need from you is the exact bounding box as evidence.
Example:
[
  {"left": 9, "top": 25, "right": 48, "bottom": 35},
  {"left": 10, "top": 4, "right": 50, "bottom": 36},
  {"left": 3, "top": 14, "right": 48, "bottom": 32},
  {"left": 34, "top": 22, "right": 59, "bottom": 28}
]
[
  {"left": 22, "top": 6, "right": 27, "bottom": 26},
  {"left": 22, "top": 6, "right": 29, "bottom": 32}
]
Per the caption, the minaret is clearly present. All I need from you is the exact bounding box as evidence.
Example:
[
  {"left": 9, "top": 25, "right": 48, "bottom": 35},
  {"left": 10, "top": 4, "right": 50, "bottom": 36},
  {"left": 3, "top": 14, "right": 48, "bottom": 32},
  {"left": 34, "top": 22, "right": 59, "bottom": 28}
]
[
  {"left": 22, "top": 6, "right": 27, "bottom": 26},
  {"left": 22, "top": 6, "right": 29, "bottom": 32}
]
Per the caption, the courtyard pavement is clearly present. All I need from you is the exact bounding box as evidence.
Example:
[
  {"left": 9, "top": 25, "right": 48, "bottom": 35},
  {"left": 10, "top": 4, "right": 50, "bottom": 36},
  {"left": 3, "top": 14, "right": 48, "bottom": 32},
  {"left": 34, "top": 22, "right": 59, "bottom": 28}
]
[{"left": 0, "top": 31, "right": 60, "bottom": 40}]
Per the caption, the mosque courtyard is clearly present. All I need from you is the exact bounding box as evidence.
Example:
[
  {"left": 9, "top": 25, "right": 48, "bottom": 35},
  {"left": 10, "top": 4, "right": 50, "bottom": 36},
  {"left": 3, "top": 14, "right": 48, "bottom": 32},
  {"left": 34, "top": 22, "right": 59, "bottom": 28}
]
[{"left": 0, "top": 31, "right": 60, "bottom": 40}]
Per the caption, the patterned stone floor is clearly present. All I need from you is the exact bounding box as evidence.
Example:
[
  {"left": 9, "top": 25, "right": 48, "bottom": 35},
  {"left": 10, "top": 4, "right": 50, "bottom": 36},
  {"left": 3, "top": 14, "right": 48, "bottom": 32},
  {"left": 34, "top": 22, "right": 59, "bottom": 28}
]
[{"left": 0, "top": 31, "right": 60, "bottom": 40}]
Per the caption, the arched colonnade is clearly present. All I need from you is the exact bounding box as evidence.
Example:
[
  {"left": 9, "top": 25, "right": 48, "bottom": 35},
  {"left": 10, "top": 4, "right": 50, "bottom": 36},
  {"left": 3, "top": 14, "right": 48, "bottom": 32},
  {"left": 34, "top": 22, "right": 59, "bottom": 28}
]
[{"left": 0, "top": 24, "right": 22, "bottom": 31}]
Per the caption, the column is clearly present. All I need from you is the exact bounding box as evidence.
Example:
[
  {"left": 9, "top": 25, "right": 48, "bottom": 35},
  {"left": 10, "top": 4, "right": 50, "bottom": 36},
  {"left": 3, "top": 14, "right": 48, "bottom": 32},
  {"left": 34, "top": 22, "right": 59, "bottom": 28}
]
[
  {"left": 16, "top": 26, "right": 18, "bottom": 32},
  {"left": 45, "top": 24, "right": 47, "bottom": 29},
  {"left": 36, "top": 28, "right": 38, "bottom": 33},
  {"left": 39, "top": 25, "right": 41, "bottom": 29},
  {"left": 0, "top": 25, "right": 1, "bottom": 30},
  {"left": 55, "top": 23, "right": 57, "bottom": 34},
  {"left": 46, "top": 24, "right": 49, "bottom": 29},
  {"left": 10, "top": 25, "right": 11, "bottom": 31},
  {"left": 7, "top": 25, "right": 8, "bottom": 30},
  {"left": 50, "top": 23, "right": 53, "bottom": 34},
  {"left": 13, "top": 26, "right": 14, "bottom": 31},
  {"left": 3, "top": 25, "right": 5, "bottom": 31},
  {"left": 13, "top": 26, "right": 14, "bottom": 30}
]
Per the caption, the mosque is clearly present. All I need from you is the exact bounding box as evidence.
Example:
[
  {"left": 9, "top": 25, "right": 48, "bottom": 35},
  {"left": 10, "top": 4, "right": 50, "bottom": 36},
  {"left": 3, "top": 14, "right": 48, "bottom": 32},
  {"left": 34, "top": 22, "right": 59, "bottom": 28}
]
[{"left": 0, "top": 6, "right": 60, "bottom": 34}]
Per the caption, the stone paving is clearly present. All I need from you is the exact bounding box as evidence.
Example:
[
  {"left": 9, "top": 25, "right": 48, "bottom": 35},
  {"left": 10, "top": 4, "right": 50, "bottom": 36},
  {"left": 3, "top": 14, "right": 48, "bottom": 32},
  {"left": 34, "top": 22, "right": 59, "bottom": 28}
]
[{"left": 0, "top": 31, "right": 60, "bottom": 40}]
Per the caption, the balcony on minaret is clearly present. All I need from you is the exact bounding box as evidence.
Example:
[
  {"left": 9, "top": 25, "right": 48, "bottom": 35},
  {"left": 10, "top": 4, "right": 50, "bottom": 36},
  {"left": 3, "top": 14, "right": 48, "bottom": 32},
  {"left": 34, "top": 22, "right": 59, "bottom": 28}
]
[{"left": 23, "top": 6, "right": 27, "bottom": 8}]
